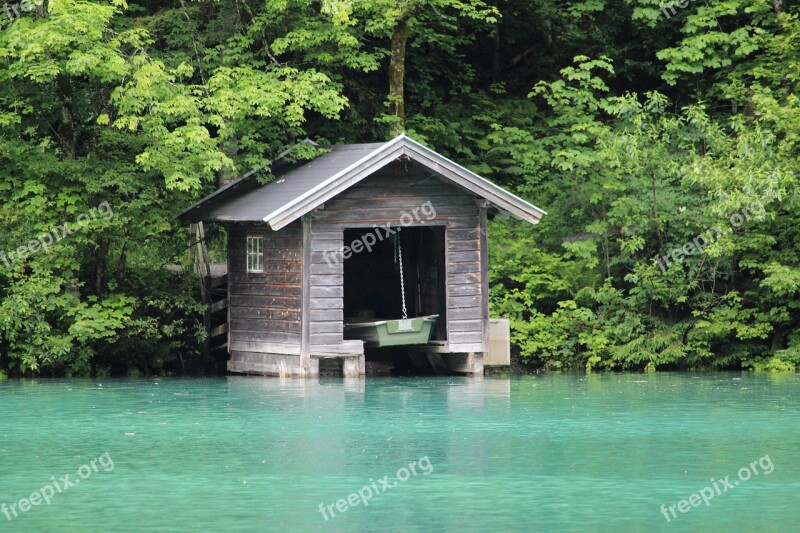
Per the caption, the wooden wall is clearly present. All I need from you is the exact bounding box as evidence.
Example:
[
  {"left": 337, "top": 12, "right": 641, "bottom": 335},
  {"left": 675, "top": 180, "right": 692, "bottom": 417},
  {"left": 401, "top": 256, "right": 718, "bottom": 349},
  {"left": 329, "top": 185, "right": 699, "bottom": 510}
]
[
  {"left": 228, "top": 221, "right": 303, "bottom": 353},
  {"left": 309, "top": 162, "right": 486, "bottom": 353},
  {"left": 225, "top": 161, "right": 487, "bottom": 368}
]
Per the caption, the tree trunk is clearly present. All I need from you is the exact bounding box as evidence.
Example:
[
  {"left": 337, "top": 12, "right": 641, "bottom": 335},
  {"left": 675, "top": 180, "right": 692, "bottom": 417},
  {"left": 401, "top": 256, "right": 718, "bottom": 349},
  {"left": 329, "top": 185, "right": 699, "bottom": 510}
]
[
  {"left": 492, "top": 22, "right": 501, "bottom": 82},
  {"left": 217, "top": 139, "right": 238, "bottom": 188},
  {"left": 388, "top": 16, "right": 410, "bottom": 137},
  {"left": 56, "top": 75, "right": 77, "bottom": 159}
]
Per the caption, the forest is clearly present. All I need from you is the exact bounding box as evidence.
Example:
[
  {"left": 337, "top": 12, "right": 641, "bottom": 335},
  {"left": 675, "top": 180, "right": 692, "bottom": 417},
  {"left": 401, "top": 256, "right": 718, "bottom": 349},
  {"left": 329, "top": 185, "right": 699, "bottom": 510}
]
[{"left": 0, "top": 0, "right": 798, "bottom": 377}]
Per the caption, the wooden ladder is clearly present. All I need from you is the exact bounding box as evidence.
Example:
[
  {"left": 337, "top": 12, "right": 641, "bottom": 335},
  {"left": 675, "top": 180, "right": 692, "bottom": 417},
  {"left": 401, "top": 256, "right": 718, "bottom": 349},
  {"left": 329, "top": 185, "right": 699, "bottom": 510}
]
[{"left": 189, "top": 222, "right": 229, "bottom": 359}]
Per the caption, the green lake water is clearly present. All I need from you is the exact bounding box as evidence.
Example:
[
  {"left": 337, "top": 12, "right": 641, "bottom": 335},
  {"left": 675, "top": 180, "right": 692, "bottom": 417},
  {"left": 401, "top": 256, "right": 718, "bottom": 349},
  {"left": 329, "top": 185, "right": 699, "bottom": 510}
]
[{"left": 0, "top": 373, "right": 798, "bottom": 532}]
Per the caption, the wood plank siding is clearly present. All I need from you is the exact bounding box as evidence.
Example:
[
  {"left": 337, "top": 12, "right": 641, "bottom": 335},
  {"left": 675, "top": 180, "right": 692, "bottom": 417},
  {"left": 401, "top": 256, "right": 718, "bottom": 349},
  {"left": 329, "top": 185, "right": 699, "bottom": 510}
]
[
  {"left": 309, "top": 162, "right": 486, "bottom": 354},
  {"left": 227, "top": 221, "right": 303, "bottom": 351},
  {"left": 177, "top": 135, "right": 546, "bottom": 376}
]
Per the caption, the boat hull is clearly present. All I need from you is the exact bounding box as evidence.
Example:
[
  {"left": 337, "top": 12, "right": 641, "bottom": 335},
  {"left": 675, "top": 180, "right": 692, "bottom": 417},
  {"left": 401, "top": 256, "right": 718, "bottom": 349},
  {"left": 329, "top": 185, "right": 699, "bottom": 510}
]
[{"left": 344, "top": 315, "right": 439, "bottom": 348}]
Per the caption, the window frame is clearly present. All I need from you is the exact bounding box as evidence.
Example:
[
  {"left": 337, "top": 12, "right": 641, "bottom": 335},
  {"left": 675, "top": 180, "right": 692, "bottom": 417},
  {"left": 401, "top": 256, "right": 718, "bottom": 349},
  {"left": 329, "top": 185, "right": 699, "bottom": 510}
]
[{"left": 246, "top": 233, "right": 265, "bottom": 274}]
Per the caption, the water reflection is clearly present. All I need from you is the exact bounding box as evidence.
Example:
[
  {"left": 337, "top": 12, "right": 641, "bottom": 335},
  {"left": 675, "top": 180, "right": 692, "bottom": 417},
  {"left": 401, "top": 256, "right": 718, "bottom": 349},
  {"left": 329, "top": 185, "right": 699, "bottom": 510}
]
[{"left": 0, "top": 374, "right": 798, "bottom": 532}]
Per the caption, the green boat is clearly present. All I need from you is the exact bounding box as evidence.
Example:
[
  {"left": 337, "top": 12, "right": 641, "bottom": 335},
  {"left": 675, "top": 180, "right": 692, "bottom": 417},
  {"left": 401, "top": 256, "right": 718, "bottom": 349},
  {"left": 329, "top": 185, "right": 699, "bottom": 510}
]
[{"left": 344, "top": 315, "right": 439, "bottom": 348}]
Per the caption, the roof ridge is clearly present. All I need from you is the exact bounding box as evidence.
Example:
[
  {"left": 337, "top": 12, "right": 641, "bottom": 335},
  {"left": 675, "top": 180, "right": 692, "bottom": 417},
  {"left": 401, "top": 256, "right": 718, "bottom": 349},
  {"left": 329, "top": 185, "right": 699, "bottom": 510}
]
[{"left": 176, "top": 134, "right": 546, "bottom": 227}]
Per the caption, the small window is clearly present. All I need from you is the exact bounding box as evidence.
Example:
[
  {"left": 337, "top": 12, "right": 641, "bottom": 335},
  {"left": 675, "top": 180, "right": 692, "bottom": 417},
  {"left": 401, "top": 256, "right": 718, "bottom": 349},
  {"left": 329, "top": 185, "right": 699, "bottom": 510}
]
[{"left": 246, "top": 235, "right": 264, "bottom": 273}]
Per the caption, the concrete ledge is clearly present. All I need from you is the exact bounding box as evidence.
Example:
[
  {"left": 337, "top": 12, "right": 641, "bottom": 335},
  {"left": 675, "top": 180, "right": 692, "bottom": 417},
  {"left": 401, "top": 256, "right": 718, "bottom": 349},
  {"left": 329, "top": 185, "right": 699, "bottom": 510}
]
[
  {"left": 228, "top": 351, "right": 318, "bottom": 377},
  {"left": 343, "top": 355, "right": 366, "bottom": 377},
  {"left": 443, "top": 352, "right": 484, "bottom": 376},
  {"left": 228, "top": 350, "right": 365, "bottom": 378}
]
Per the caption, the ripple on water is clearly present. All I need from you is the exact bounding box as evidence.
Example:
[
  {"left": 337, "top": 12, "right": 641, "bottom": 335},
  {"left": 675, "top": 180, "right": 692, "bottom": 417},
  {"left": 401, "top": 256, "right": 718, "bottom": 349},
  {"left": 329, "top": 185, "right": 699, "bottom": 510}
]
[{"left": 0, "top": 373, "right": 798, "bottom": 532}]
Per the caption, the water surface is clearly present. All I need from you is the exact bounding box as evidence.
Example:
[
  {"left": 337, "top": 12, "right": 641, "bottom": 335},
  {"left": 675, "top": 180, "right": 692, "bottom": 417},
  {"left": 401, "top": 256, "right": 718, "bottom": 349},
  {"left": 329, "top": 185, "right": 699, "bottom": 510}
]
[{"left": 1, "top": 373, "right": 798, "bottom": 531}]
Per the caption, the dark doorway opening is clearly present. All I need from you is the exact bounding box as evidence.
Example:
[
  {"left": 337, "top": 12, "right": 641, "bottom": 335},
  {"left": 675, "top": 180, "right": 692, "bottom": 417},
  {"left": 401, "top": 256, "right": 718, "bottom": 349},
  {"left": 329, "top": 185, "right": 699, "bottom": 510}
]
[{"left": 343, "top": 226, "right": 447, "bottom": 354}]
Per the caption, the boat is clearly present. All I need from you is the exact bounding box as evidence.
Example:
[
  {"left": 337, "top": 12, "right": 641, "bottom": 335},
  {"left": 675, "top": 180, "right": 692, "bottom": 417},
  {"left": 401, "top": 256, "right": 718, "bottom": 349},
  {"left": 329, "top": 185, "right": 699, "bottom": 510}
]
[{"left": 344, "top": 315, "right": 439, "bottom": 348}]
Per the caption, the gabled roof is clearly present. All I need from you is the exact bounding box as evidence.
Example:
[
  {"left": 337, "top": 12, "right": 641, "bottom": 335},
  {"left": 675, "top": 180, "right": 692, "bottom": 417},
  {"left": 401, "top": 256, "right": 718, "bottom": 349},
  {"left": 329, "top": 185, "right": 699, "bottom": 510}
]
[{"left": 177, "top": 134, "right": 546, "bottom": 229}]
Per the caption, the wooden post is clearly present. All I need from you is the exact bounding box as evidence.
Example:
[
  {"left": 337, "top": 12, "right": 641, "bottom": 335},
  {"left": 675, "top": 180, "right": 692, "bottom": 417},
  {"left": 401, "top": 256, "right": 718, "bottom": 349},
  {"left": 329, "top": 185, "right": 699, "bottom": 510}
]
[
  {"left": 478, "top": 201, "right": 490, "bottom": 377},
  {"left": 300, "top": 215, "right": 312, "bottom": 374}
]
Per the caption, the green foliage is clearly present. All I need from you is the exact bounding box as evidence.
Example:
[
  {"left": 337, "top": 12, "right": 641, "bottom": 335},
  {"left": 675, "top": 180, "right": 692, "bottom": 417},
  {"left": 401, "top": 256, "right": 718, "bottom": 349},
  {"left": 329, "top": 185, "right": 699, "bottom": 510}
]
[
  {"left": 1, "top": 0, "right": 799, "bottom": 376},
  {"left": 484, "top": 52, "right": 800, "bottom": 372},
  {"left": 0, "top": 0, "right": 363, "bottom": 376}
]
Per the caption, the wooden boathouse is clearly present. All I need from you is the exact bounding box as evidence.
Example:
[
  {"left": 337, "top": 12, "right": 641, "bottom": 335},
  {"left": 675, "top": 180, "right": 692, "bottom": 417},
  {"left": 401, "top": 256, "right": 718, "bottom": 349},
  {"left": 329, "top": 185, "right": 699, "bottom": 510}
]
[{"left": 177, "top": 135, "right": 545, "bottom": 377}]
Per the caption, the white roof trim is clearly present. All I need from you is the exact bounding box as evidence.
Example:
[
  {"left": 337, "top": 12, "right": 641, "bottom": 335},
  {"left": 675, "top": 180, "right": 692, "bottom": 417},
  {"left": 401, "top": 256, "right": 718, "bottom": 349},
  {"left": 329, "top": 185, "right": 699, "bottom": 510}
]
[
  {"left": 263, "top": 134, "right": 546, "bottom": 230},
  {"left": 399, "top": 137, "right": 547, "bottom": 222},
  {"left": 263, "top": 135, "right": 406, "bottom": 228}
]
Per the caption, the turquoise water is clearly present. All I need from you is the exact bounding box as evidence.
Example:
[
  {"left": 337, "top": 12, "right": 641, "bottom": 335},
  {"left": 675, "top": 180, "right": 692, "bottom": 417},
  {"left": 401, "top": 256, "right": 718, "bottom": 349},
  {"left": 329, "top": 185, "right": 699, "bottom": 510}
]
[{"left": 1, "top": 373, "right": 798, "bottom": 532}]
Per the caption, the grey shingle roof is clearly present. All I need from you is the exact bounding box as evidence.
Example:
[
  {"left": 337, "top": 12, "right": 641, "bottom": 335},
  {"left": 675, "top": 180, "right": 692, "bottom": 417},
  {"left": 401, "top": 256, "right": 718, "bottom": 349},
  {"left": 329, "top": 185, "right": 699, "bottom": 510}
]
[
  {"left": 176, "top": 135, "right": 546, "bottom": 228},
  {"left": 177, "top": 142, "right": 383, "bottom": 223}
]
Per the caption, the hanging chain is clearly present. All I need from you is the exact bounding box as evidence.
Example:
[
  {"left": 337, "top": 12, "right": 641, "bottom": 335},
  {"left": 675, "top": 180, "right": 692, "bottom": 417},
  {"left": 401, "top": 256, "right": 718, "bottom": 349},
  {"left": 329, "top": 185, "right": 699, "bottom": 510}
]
[{"left": 395, "top": 229, "right": 408, "bottom": 319}]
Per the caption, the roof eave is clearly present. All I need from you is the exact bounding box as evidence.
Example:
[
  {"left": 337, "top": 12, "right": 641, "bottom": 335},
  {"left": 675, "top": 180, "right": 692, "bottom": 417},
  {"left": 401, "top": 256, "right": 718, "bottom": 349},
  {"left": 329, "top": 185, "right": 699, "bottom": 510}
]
[
  {"left": 264, "top": 135, "right": 409, "bottom": 230},
  {"left": 265, "top": 134, "right": 546, "bottom": 230},
  {"left": 398, "top": 137, "right": 547, "bottom": 224},
  {"left": 174, "top": 138, "right": 321, "bottom": 224},
  {"left": 174, "top": 177, "right": 248, "bottom": 223}
]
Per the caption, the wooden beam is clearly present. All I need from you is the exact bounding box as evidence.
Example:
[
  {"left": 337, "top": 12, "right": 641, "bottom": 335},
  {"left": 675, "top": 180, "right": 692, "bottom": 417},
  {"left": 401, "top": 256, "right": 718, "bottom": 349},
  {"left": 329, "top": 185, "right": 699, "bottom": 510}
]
[
  {"left": 309, "top": 340, "right": 364, "bottom": 356},
  {"left": 209, "top": 323, "right": 228, "bottom": 338},
  {"left": 311, "top": 353, "right": 362, "bottom": 359},
  {"left": 210, "top": 298, "right": 229, "bottom": 313},
  {"left": 408, "top": 342, "right": 451, "bottom": 354},
  {"left": 301, "top": 215, "right": 312, "bottom": 368},
  {"left": 479, "top": 205, "right": 489, "bottom": 362},
  {"left": 230, "top": 341, "right": 301, "bottom": 356}
]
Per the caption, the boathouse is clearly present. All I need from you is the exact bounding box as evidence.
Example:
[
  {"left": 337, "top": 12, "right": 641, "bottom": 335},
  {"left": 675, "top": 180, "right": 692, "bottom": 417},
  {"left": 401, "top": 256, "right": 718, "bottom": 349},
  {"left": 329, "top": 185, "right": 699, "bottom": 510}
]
[{"left": 177, "top": 135, "right": 545, "bottom": 377}]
